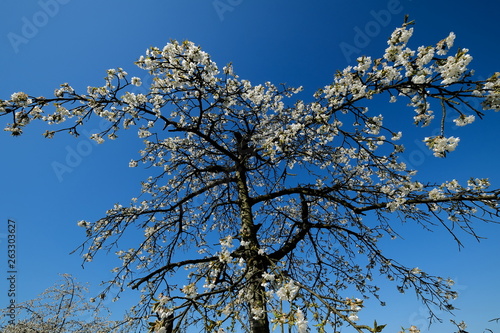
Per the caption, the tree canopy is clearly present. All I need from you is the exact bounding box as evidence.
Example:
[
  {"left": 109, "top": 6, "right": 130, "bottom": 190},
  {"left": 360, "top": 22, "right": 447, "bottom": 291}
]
[{"left": 2, "top": 20, "right": 500, "bottom": 332}]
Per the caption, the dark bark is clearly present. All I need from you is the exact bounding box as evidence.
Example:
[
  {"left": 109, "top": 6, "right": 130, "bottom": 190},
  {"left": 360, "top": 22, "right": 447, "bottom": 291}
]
[{"left": 235, "top": 155, "right": 270, "bottom": 333}]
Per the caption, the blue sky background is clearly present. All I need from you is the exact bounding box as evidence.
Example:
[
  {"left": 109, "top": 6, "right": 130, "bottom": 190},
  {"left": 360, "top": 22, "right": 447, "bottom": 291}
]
[{"left": 1, "top": 0, "right": 500, "bottom": 332}]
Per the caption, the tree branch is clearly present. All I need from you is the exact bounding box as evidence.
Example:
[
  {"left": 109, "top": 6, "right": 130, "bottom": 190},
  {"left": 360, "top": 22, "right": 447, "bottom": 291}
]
[{"left": 130, "top": 256, "right": 217, "bottom": 290}]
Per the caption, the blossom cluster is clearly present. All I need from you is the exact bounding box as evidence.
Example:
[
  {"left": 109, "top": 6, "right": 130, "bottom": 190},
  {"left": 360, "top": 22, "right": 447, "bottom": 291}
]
[
  {"left": 482, "top": 72, "right": 500, "bottom": 111},
  {"left": 294, "top": 308, "right": 308, "bottom": 333},
  {"left": 398, "top": 325, "right": 421, "bottom": 333},
  {"left": 345, "top": 297, "right": 363, "bottom": 322},
  {"left": 423, "top": 136, "right": 460, "bottom": 157},
  {"left": 275, "top": 280, "right": 300, "bottom": 301}
]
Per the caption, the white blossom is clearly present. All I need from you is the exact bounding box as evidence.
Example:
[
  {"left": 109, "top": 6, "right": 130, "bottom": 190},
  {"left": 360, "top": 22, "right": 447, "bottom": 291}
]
[
  {"left": 131, "top": 77, "right": 142, "bottom": 86},
  {"left": 436, "top": 49, "right": 473, "bottom": 85},
  {"left": 295, "top": 308, "right": 308, "bottom": 333},
  {"left": 181, "top": 283, "right": 197, "bottom": 298},
  {"left": 77, "top": 220, "right": 89, "bottom": 228},
  {"left": 424, "top": 136, "right": 460, "bottom": 157},
  {"left": 251, "top": 306, "right": 265, "bottom": 320},
  {"left": 410, "top": 267, "right": 422, "bottom": 275},
  {"left": 138, "top": 128, "right": 152, "bottom": 138},
  {"left": 409, "top": 325, "right": 421, "bottom": 333},
  {"left": 262, "top": 272, "right": 275, "bottom": 281},
  {"left": 10, "top": 92, "right": 32, "bottom": 106},
  {"left": 391, "top": 131, "right": 402, "bottom": 141},
  {"left": 453, "top": 114, "right": 475, "bottom": 126},
  {"left": 428, "top": 188, "right": 445, "bottom": 200},
  {"left": 220, "top": 235, "right": 234, "bottom": 248},
  {"left": 276, "top": 280, "right": 299, "bottom": 301},
  {"left": 90, "top": 134, "right": 104, "bottom": 144},
  {"left": 348, "top": 313, "right": 359, "bottom": 321}
]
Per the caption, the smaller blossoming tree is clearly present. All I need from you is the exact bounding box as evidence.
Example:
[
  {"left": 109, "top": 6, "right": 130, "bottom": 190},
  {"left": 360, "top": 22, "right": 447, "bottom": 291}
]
[
  {"left": 2, "top": 18, "right": 500, "bottom": 332},
  {"left": 0, "top": 274, "right": 134, "bottom": 333}
]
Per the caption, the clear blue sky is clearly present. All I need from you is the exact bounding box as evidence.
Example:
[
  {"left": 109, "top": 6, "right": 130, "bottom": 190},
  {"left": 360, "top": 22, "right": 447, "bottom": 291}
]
[{"left": 1, "top": 0, "right": 500, "bottom": 332}]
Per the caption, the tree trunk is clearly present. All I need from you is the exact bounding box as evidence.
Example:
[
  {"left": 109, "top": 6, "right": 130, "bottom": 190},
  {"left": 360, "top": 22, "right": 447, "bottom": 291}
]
[
  {"left": 235, "top": 162, "right": 270, "bottom": 333},
  {"left": 248, "top": 274, "right": 271, "bottom": 333}
]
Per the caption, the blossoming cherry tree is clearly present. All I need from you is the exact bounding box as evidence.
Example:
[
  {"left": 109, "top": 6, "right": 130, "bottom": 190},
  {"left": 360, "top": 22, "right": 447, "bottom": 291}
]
[{"left": 2, "top": 20, "right": 500, "bottom": 333}]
